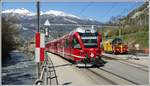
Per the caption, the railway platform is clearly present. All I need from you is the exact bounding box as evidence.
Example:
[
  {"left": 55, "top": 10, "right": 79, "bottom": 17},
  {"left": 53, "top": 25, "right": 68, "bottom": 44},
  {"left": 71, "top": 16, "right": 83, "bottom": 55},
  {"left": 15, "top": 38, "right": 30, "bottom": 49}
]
[{"left": 46, "top": 53, "right": 96, "bottom": 85}]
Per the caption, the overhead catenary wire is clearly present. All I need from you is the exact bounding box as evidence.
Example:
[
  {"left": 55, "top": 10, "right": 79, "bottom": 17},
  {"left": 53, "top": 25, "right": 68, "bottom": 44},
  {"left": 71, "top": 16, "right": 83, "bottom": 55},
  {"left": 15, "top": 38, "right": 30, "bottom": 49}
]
[
  {"left": 47, "top": 2, "right": 141, "bottom": 37},
  {"left": 47, "top": 2, "right": 95, "bottom": 36},
  {"left": 102, "top": 2, "right": 117, "bottom": 22},
  {"left": 78, "top": 2, "right": 94, "bottom": 19}
]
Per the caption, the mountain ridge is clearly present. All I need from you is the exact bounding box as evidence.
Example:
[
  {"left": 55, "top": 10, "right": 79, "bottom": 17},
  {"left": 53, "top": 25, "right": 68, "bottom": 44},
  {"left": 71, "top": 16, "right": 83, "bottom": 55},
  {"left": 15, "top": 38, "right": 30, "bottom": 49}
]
[
  {"left": 2, "top": 8, "right": 80, "bottom": 19},
  {"left": 2, "top": 8, "right": 103, "bottom": 41}
]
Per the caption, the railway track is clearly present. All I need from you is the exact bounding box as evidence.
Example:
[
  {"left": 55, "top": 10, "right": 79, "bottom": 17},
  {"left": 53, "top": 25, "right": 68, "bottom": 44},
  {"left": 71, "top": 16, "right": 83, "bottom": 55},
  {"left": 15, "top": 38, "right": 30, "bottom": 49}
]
[
  {"left": 76, "top": 63, "right": 144, "bottom": 85},
  {"left": 115, "top": 60, "right": 148, "bottom": 72},
  {"left": 86, "top": 68, "right": 140, "bottom": 85},
  {"left": 47, "top": 52, "right": 148, "bottom": 85},
  {"left": 102, "top": 55, "right": 149, "bottom": 72},
  {"left": 77, "top": 55, "right": 148, "bottom": 85}
]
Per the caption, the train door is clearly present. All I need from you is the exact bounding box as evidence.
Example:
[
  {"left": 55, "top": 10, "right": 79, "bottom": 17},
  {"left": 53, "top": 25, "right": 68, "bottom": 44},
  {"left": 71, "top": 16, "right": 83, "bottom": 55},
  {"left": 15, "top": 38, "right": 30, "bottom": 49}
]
[
  {"left": 70, "top": 36, "right": 74, "bottom": 59},
  {"left": 54, "top": 42, "right": 58, "bottom": 53},
  {"left": 62, "top": 40, "right": 65, "bottom": 57},
  {"left": 63, "top": 46, "right": 64, "bottom": 57},
  {"left": 72, "top": 36, "right": 82, "bottom": 61},
  {"left": 57, "top": 42, "right": 60, "bottom": 55},
  {"left": 69, "top": 36, "right": 72, "bottom": 58},
  {"left": 65, "top": 38, "right": 70, "bottom": 58}
]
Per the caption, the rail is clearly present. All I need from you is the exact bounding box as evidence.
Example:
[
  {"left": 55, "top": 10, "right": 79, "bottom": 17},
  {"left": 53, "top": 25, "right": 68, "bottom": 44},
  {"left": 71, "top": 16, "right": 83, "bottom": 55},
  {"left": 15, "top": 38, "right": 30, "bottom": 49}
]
[
  {"left": 102, "top": 53, "right": 149, "bottom": 72},
  {"left": 34, "top": 52, "right": 58, "bottom": 85}
]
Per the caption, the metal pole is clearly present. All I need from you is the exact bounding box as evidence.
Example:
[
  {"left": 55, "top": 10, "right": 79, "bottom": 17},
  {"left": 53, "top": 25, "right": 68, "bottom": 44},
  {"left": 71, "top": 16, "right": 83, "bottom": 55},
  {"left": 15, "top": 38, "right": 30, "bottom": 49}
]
[
  {"left": 119, "top": 20, "right": 121, "bottom": 38},
  {"left": 37, "top": 1, "right": 40, "bottom": 32},
  {"left": 37, "top": 0, "right": 40, "bottom": 78}
]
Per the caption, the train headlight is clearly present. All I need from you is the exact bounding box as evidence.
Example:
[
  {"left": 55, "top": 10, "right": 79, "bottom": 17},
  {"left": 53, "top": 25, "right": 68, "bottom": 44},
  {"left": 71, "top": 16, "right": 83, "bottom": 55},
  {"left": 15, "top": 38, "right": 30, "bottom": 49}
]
[
  {"left": 90, "top": 53, "right": 94, "bottom": 57},
  {"left": 79, "top": 50, "right": 84, "bottom": 55}
]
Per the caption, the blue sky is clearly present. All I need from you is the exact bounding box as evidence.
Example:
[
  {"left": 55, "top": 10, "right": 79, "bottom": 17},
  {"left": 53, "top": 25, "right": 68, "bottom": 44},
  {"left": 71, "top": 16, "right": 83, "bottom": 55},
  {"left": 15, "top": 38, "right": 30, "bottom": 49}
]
[{"left": 2, "top": 2, "right": 144, "bottom": 23}]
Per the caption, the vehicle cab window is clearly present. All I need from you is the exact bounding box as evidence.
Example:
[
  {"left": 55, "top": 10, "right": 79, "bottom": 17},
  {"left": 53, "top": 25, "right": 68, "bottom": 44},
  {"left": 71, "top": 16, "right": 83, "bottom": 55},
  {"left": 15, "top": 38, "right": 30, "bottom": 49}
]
[
  {"left": 72, "top": 36, "right": 81, "bottom": 49},
  {"left": 79, "top": 32, "right": 98, "bottom": 48}
]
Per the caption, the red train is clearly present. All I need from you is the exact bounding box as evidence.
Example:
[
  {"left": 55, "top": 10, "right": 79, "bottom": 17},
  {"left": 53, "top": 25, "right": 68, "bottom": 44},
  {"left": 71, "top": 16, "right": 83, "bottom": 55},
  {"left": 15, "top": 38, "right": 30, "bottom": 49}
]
[{"left": 45, "top": 26, "right": 106, "bottom": 67}]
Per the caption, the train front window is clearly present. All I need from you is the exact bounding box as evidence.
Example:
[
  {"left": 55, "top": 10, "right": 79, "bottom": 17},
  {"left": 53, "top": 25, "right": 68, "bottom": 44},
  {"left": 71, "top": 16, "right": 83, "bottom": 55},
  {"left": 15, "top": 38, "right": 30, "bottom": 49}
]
[
  {"left": 79, "top": 32, "right": 98, "bottom": 48},
  {"left": 112, "top": 38, "right": 123, "bottom": 45},
  {"left": 79, "top": 32, "right": 98, "bottom": 37}
]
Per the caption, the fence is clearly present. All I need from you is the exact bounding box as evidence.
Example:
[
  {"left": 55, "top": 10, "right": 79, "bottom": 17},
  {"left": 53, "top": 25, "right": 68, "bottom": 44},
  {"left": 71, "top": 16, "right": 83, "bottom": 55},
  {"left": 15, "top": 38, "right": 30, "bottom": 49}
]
[{"left": 34, "top": 52, "right": 58, "bottom": 85}]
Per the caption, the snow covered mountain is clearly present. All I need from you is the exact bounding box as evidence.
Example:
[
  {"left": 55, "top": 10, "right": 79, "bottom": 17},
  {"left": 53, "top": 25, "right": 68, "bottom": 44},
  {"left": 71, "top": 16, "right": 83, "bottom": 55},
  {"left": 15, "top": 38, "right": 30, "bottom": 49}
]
[
  {"left": 2, "top": 8, "right": 36, "bottom": 16},
  {"left": 2, "top": 8, "right": 80, "bottom": 18},
  {"left": 2, "top": 8, "right": 102, "bottom": 41},
  {"left": 41, "top": 10, "right": 80, "bottom": 19}
]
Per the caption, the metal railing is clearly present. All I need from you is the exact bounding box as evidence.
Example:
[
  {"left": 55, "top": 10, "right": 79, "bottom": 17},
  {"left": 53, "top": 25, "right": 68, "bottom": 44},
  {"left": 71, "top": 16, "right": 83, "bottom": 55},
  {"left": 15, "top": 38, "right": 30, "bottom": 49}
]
[
  {"left": 47, "top": 55, "right": 59, "bottom": 85},
  {"left": 35, "top": 53, "right": 58, "bottom": 85},
  {"left": 35, "top": 65, "right": 46, "bottom": 85}
]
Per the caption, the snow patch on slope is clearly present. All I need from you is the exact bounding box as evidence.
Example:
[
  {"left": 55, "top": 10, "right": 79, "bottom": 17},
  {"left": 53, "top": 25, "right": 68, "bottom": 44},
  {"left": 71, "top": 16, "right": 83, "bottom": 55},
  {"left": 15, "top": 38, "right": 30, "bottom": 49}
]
[
  {"left": 2, "top": 8, "right": 80, "bottom": 19},
  {"left": 41, "top": 10, "right": 80, "bottom": 19},
  {"left": 2, "top": 8, "right": 36, "bottom": 16}
]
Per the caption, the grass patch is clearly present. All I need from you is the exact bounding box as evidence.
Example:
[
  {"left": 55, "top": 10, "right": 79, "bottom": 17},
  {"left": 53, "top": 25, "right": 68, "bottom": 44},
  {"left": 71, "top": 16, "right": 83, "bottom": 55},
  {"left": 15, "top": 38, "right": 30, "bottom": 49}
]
[{"left": 122, "top": 31, "right": 149, "bottom": 48}]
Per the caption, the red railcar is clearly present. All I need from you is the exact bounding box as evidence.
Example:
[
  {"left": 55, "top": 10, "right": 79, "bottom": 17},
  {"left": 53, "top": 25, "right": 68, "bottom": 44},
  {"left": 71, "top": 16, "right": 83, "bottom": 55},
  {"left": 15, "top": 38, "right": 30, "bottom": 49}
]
[{"left": 46, "top": 26, "right": 106, "bottom": 67}]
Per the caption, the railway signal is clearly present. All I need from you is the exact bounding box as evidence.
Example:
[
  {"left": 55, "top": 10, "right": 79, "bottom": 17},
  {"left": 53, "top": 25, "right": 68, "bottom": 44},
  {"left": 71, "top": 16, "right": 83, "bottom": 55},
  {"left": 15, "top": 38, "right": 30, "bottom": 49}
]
[
  {"left": 44, "top": 19, "right": 51, "bottom": 37},
  {"left": 44, "top": 19, "right": 51, "bottom": 42}
]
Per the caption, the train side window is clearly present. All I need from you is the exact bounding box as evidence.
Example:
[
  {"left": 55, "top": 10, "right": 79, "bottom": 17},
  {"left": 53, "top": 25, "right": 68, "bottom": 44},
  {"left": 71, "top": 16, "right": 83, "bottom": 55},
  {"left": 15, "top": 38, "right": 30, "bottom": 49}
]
[
  {"left": 65, "top": 39, "right": 69, "bottom": 48},
  {"left": 72, "top": 37, "right": 81, "bottom": 49}
]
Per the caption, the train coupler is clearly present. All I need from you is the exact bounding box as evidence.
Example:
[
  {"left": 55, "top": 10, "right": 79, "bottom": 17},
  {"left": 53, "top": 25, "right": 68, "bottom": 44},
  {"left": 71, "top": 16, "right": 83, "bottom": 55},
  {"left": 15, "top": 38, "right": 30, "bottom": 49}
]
[
  {"left": 91, "top": 58, "right": 107, "bottom": 67},
  {"left": 75, "top": 58, "right": 107, "bottom": 68}
]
